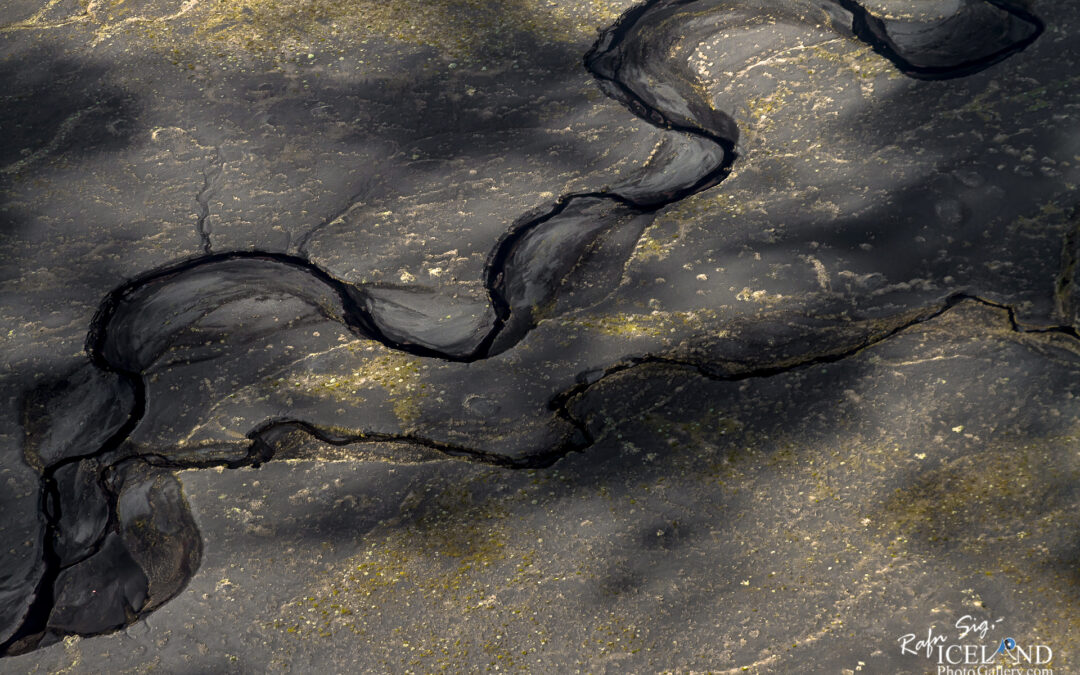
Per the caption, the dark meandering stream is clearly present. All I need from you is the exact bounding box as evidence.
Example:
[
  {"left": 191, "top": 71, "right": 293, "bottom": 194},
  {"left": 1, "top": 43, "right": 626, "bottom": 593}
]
[{"left": 1, "top": 0, "right": 1043, "bottom": 655}]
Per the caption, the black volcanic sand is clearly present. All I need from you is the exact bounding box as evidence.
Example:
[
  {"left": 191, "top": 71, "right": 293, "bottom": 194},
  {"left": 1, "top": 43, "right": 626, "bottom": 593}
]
[{"left": 2, "top": 0, "right": 1079, "bottom": 671}]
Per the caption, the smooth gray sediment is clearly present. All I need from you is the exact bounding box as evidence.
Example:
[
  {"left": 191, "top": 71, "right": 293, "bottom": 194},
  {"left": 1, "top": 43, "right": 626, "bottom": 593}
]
[{"left": 0, "top": 0, "right": 1061, "bottom": 663}]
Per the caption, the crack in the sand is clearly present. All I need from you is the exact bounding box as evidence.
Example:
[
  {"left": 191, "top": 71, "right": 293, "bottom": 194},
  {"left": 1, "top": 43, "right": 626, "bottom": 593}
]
[
  {"left": 193, "top": 146, "right": 223, "bottom": 254},
  {"left": 91, "top": 293, "right": 1080, "bottom": 502}
]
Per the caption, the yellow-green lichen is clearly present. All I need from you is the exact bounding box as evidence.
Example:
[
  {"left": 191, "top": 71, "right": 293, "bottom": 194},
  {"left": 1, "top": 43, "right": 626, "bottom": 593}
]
[
  {"left": 272, "top": 477, "right": 529, "bottom": 667},
  {"left": 134, "top": 0, "right": 630, "bottom": 62},
  {"left": 805, "top": 42, "right": 896, "bottom": 81},
  {"left": 735, "top": 286, "right": 784, "bottom": 305},
  {"left": 881, "top": 440, "right": 1059, "bottom": 549},
  {"left": 265, "top": 341, "right": 428, "bottom": 425},
  {"left": 743, "top": 84, "right": 793, "bottom": 131},
  {"left": 562, "top": 309, "right": 725, "bottom": 338}
]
